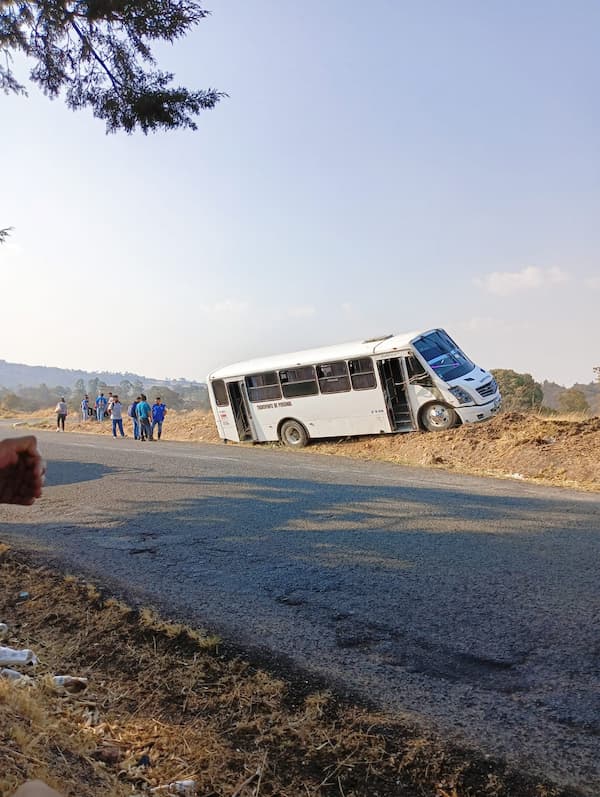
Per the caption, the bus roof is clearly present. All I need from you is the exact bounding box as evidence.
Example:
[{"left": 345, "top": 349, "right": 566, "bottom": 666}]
[{"left": 209, "top": 329, "right": 436, "bottom": 380}]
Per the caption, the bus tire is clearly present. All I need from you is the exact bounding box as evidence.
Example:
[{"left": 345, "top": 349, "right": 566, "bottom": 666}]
[
  {"left": 279, "top": 419, "right": 309, "bottom": 448},
  {"left": 420, "top": 402, "right": 458, "bottom": 432}
]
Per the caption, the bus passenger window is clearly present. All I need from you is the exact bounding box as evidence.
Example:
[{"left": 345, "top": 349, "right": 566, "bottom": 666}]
[
  {"left": 317, "top": 361, "right": 351, "bottom": 393},
  {"left": 212, "top": 379, "right": 229, "bottom": 406},
  {"left": 245, "top": 372, "right": 282, "bottom": 402},
  {"left": 279, "top": 366, "right": 319, "bottom": 398},
  {"left": 348, "top": 358, "right": 376, "bottom": 390}
]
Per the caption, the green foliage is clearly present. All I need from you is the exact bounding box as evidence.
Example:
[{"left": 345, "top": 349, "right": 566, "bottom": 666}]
[
  {"left": 491, "top": 369, "right": 544, "bottom": 412},
  {"left": 1, "top": 1, "right": 225, "bottom": 133},
  {"left": 557, "top": 388, "right": 590, "bottom": 415}
]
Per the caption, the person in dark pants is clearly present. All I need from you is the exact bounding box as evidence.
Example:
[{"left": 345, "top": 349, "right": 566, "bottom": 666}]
[
  {"left": 135, "top": 394, "right": 152, "bottom": 441},
  {"left": 128, "top": 396, "right": 140, "bottom": 439},
  {"left": 151, "top": 397, "right": 167, "bottom": 440},
  {"left": 55, "top": 397, "right": 67, "bottom": 431}
]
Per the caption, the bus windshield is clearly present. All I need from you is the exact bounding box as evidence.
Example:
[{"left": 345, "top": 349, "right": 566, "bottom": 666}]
[{"left": 413, "top": 330, "right": 475, "bottom": 381}]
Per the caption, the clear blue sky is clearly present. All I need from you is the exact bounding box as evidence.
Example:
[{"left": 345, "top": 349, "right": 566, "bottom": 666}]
[{"left": 1, "top": 1, "right": 598, "bottom": 386}]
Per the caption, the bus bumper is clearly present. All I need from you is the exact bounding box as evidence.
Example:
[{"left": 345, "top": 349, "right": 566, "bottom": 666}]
[{"left": 456, "top": 395, "right": 501, "bottom": 424}]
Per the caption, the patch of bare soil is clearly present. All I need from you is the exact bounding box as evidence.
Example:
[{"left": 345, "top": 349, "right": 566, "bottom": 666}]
[
  {"left": 0, "top": 548, "right": 575, "bottom": 797},
  {"left": 28, "top": 409, "right": 600, "bottom": 492}
]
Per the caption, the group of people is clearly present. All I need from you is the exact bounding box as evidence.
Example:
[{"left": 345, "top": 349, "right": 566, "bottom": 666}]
[
  {"left": 55, "top": 392, "right": 167, "bottom": 440},
  {"left": 127, "top": 394, "right": 167, "bottom": 441}
]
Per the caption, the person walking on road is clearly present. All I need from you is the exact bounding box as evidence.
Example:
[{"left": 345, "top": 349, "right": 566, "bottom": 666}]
[
  {"left": 55, "top": 398, "right": 68, "bottom": 431},
  {"left": 128, "top": 396, "right": 140, "bottom": 439},
  {"left": 110, "top": 395, "right": 125, "bottom": 438},
  {"left": 136, "top": 394, "right": 152, "bottom": 441},
  {"left": 95, "top": 392, "right": 108, "bottom": 421},
  {"left": 151, "top": 397, "right": 167, "bottom": 440},
  {"left": 81, "top": 395, "right": 89, "bottom": 422}
]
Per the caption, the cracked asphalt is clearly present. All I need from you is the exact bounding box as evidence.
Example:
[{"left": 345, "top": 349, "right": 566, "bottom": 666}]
[{"left": 1, "top": 424, "right": 599, "bottom": 794}]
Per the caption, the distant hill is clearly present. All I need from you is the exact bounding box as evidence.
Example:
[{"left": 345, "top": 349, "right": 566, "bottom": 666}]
[
  {"left": 542, "top": 380, "right": 600, "bottom": 413},
  {"left": 0, "top": 359, "right": 203, "bottom": 390}
]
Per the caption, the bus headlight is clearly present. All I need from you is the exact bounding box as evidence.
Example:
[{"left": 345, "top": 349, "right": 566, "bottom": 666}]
[{"left": 449, "top": 386, "right": 473, "bottom": 404}]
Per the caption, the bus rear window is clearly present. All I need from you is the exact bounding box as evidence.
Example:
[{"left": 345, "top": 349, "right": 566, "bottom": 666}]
[
  {"left": 279, "top": 366, "right": 319, "bottom": 398},
  {"left": 212, "top": 379, "right": 229, "bottom": 406},
  {"left": 317, "top": 361, "right": 351, "bottom": 393},
  {"left": 245, "top": 372, "right": 282, "bottom": 402},
  {"left": 348, "top": 358, "right": 376, "bottom": 390}
]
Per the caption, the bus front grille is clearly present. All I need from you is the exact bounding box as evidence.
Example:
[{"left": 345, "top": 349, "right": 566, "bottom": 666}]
[{"left": 476, "top": 379, "right": 498, "bottom": 398}]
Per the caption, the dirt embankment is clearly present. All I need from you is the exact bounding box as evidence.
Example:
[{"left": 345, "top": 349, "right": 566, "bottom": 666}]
[
  {"left": 310, "top": 412, "right": 600, "bottom": 491},
  {"left": 19, "top": 409, "right": 600, "bottom": 492}
]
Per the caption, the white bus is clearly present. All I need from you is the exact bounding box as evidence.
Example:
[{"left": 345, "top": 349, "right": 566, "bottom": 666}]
[{"left": 208, "top": 328, "right": 501, "bottom": 447}]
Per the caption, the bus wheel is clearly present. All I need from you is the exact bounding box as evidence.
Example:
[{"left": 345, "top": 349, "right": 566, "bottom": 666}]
[
  {"left": 420, "top": 402, "right": 458, "bottom": 432},
  {"left": 280, "top": 419, "right": 309, "bottom": 447}
]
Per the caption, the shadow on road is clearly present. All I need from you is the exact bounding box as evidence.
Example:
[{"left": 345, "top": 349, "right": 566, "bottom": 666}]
[{"left": 44, "top": 459, "right": 114, "bottom": 487}]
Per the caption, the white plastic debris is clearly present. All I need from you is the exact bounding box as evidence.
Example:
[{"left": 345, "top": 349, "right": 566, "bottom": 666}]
[
  {"left": 0, "top": 623, "right": 8, "bottom": 640},
  {"left": 151, "top": 780, "right": 196, "bottom": 795},
  {"left": 1, "top": 667, "right": 33, "bottom": 683},
  {"left": 52, "top": 675, "right": 88, "bottom": 693},
  {"left": 0, "top": 645, "right": 38, "bottom": 666}
]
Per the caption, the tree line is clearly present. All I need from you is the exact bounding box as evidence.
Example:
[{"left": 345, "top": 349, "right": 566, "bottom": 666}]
[
  {"left": 0, "top": 378, "right": 210, "bottom": 415},
  {"left": 491, "top": 370, "right": 599, "bottom": 416}
]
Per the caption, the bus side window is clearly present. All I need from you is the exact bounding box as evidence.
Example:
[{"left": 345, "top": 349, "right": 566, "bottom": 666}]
[
  {"left": 317, "top": 361, "right": 351, "bottom": 393},
  {"left": 279, "top": 366, "right": 319, "bottom": 398},
  {"left": 348, "top": 358, "right": 376, "bottom": 390},
  {"left": 212, "top": 379, "right": 229, "bottom": 406},
  {"left": 245, "top": 372, "right": 282, "bottom": 402}
]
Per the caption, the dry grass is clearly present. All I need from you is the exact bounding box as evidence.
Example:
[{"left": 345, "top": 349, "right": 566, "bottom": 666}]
[{"left": 0, "top": 549, "right": 572, "bottom": 797}]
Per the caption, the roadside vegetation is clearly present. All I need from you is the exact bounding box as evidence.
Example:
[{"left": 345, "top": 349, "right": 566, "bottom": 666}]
[{"left": 0, "top": 547, "right": 577, "bottom": 797}]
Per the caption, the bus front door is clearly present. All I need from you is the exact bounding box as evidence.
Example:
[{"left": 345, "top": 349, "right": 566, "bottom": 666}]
[
  {"left": 377, "top": 358, "right": 415, "bottom": 432},
  {"left": 226, "top": 381, "right": 254, "bottom": 442}
]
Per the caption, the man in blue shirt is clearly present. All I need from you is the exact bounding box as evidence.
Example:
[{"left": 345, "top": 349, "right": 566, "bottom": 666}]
[
  {"left": 135, "top": 394, "right": 152, "bottom": 441},
  {"left": 95, "top": 393, "right": 107, "bottom": 421},
  {"left": 151, "top": 397, "right": 167, "bottom": 440}
]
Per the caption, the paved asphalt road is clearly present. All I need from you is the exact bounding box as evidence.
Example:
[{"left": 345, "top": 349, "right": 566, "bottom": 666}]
[{"left": 1, "top": 424, "right": 599, "bottom": 794}]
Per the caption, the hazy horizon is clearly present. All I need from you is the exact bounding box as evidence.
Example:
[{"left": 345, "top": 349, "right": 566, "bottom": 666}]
[{"left": 2, "top": 1, "right": 598, "bottom": 387}]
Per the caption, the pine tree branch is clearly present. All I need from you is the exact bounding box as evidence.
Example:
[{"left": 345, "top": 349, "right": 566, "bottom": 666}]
[{"left": 68, "top": 17, "right": 122, "bottom": 91}]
